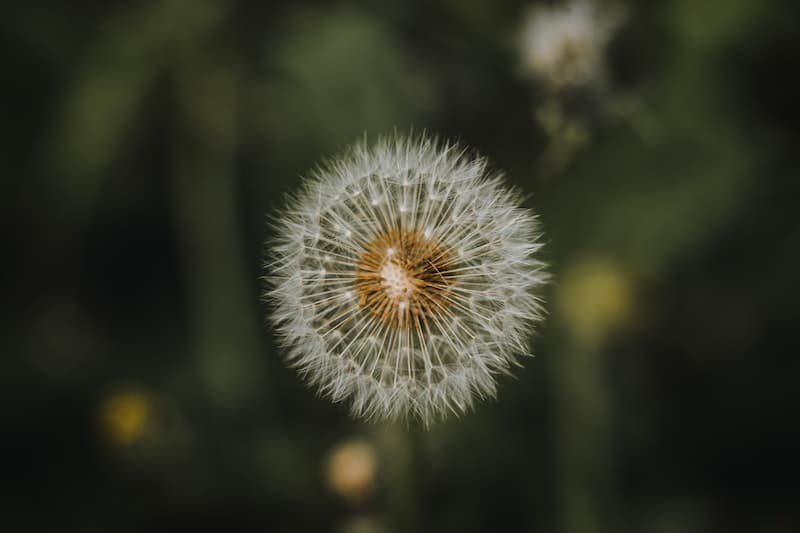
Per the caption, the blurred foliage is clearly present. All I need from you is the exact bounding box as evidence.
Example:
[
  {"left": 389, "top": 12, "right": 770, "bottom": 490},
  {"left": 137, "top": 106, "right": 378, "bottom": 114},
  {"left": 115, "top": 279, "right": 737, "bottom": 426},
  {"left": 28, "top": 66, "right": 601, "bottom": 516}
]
[{"left": 2, "top": 0, "right": 799, "bottom": 532}]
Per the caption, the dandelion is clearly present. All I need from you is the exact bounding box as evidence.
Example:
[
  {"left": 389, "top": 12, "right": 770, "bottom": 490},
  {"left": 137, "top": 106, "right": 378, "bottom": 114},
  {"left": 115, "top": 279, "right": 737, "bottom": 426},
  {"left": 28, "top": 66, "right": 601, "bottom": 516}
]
[
  {"left": 518, "top": 0, "right": 622, "bottom": 91},
  {"left": 265, "top": 134, "right": 547, "bottom": 424}
]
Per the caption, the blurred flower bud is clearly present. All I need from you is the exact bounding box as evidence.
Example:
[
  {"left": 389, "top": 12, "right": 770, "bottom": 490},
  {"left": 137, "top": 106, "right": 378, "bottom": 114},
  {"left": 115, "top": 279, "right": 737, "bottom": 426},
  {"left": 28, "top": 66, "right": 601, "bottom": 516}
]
[
  {"left": 100, "top": 389, "right": 151, "bottom": 446},
  {"left": 337, "top": 514, "right": 387, "bottom": 533},
  {"left": 325, "top": 439, "right": 378, "bottom": 505},
  {"left": 518, "top": 0, "right": 623, "bottom": 92},
  {"left": 557, "top": 259, "right": 633, "bottom": 341}
]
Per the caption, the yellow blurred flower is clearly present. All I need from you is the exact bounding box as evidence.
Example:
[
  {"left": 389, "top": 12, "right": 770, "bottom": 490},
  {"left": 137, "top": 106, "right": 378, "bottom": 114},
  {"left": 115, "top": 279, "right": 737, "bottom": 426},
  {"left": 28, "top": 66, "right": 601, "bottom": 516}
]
[
  {"left": 557, "top": 259, "right": 633, "bottom": 341},
  {"left": 324, "top": 439, "right": 378, "bottom": 505},
  {"left": 100, "top": 390, "right": 151, "bottom": 446}
]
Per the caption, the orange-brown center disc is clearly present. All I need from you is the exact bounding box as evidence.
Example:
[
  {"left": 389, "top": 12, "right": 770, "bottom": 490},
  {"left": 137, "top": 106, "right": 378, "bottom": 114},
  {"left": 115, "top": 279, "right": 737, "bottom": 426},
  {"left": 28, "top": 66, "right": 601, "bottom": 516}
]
[{"left": 355, "top": 228, "right": 456, "bottom": 329}]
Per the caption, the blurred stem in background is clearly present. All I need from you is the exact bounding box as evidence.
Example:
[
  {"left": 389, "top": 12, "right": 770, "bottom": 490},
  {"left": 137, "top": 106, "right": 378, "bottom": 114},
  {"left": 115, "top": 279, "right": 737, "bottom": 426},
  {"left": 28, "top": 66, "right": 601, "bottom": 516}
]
[
  {"left": 553, "top": 259, "right": 633, "bottom": 533},
  {"left": 553, "top": 337, "right": 617, "bottom": 533},
  {"left": 170, "top": 10, "right": 267, "bottom": 415},
  {"left": 371, "top": 423, "right": 422, "bottom": 532},
  {"left": 44, "top": 1, "right": 218, "bottom": 261}
]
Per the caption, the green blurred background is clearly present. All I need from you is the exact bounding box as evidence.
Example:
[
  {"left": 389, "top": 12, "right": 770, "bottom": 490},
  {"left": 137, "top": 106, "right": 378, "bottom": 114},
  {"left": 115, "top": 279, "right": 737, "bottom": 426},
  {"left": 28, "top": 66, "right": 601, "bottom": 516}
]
[{"left": 2, "top": 0, "right": 799, "bottom": 531}]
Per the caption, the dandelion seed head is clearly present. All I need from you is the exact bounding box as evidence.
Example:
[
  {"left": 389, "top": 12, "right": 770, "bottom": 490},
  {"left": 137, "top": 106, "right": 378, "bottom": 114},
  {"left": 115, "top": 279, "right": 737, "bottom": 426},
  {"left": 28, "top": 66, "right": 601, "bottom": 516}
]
[
  {"left": 265, "top": 133, "right": 548, "bottom": 424},
  {"left": 518, "top": 0, "right": 623, "bottom": 90}
]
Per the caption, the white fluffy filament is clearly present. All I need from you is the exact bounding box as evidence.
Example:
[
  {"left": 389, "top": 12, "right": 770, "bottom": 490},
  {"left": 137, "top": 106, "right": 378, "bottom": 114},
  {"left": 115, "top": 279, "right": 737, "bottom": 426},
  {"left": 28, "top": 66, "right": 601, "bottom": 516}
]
[{"left": 265, "top": 133, "right": 547, "bottom": 425}]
